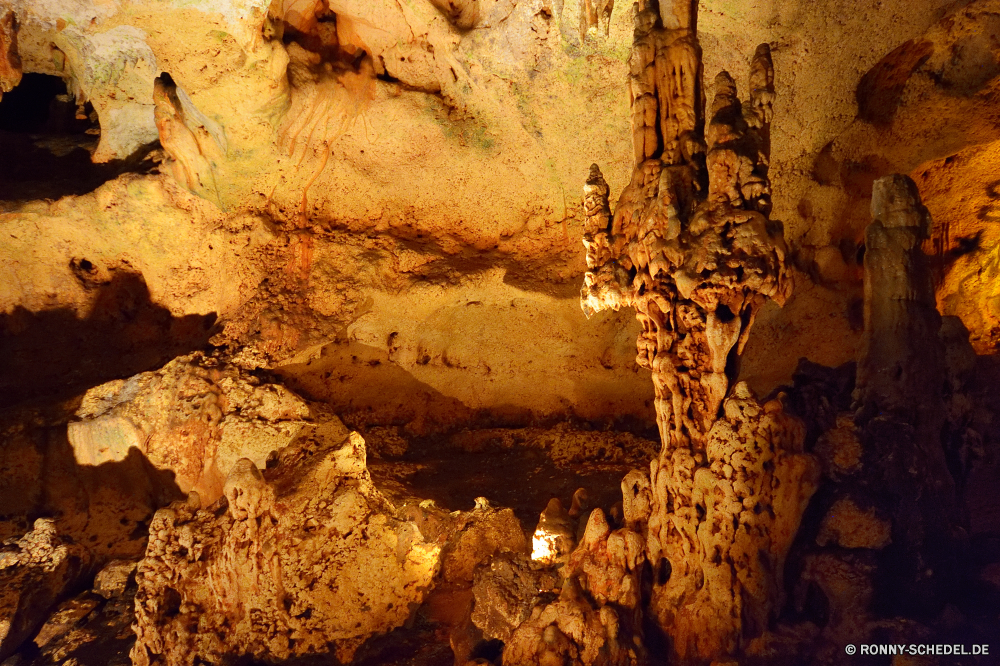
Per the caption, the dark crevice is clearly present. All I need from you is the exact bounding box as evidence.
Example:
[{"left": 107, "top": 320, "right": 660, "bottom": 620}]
[{"left": 0, "top": 73, "right": 159, "bottom": 201}]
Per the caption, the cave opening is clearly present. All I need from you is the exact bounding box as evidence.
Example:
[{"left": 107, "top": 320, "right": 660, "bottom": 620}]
[{"left": 0, "top": 73, "right": 155, "bottom": 202}]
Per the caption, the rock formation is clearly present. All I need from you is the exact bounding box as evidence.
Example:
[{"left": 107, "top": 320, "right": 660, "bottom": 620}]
[
  {"left": 0, "top": 11, "right": 21, "bottom": 102},
  {"left": 580, "top": 0, "right": 819, "bottom": 662},
  {"left": 152, "top": 73, "right": 225, "bottom": 208},
  {"left": 854, "top": 174, "right": 962, "bottom": 615},
  {"left": 68, "top": 353, "right": 312, "bottom": 503},
  {"left": 0, "top": 0, "right": 999, "bottom": 665},
  {"left": 130, "top": 422, "right": 441, "bottom": 666},
  {"left": 0, "top": 519, "right": 93, "bottom": 662}
]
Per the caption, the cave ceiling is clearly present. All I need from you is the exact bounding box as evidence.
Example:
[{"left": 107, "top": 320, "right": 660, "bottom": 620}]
[
  {"left": 2, "top": 1, "right": 1000, "bottom": 665},
  {"left": 1, "top": 0, "right": 999, "bottom": 420}
]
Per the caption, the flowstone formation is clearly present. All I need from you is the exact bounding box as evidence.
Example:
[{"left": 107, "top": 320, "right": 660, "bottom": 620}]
[
  {"left": 578, "top": 0, "right": 818, "bottom": 662},
  {"left": 68, "top": 352, "right": 312, "bottom": 503},
  {"left": 855, "top": 174, "right": 962, "bottom": 615},
  {"left": 130, "top": 421, "right": 441, "bottom": 666}
]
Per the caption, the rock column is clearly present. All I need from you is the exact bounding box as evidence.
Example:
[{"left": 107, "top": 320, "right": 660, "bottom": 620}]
[{"left": 581, "top": 1, "right": 819, "bottom": 661}]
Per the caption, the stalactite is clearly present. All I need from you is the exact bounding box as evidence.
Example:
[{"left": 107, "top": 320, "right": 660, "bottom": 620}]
[{"left": 580, "top": 1, "right": 817, "bottom": 662}]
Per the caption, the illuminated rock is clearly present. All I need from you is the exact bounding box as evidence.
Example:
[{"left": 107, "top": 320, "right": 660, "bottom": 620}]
[
  {"left": 578, "top": 1, "right": 817, "bottom": 661},
  {"left": 0, "top": 519, "right": 93, "bottom": 662},
  {"left": 130, "top": 425, "right": 441, "bottom": 665},
  {"left": 67, "top": 353, "right": 311, "bottom": 504}
]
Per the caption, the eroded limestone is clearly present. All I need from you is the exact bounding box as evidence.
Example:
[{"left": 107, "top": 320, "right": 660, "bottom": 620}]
[
  {"left": 130, "top": 424, "right": 440, "bottom": 665},
  {"left": 68, "top": 352, "right": 312, "bottom": 504},
  {"left": 578, "top": 2, "right": 816, "bottom": 661}
]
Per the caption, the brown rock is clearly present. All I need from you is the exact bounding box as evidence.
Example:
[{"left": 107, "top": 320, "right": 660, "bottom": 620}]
[
  {"left": 0, "top": 11, "right": 21, "bottom": 100},
  {"left": 0, "top": 519, "right": 93, "bottom": 662},
  {"left": 68, "top": 353, "right": 312, "bottom": 504},
  {"left": 130, "top": 426, "right": 440, "bottom": 665},
  {"left": 816, "top": 498, "right": 892, "bottom": 549}
]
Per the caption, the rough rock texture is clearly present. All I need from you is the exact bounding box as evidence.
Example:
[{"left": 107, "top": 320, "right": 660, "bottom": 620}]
[
  {"left": 1, "top": 0, "right": 998, "bottom": 418},
  {"left": 503, "top": 576, "right": 642, "bottom": 666},
  {"left": 68, "top": 352, "right": 311, "bottom": 502},
  {"left": 0, "top": 519, "right": 93, "bottom": 662},
  {"left": 130, "top": 421, "right": 441, "bottom": 665},
  {"left": 644, "top": 385, "right": 818, "bottom": 662},
  {"left": 471, "top": 555, "right": 549, "bottom": 645},
  {"left": 578, "top": 1, "right": 817, "bottom": 661},
  {"left": 1, "top": 0, "right": 1000, "bottom": 664}
]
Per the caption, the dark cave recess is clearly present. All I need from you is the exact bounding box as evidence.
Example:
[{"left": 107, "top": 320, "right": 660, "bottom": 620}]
[{"left": 0, "top": 73, "right": 157, "bottom": 202}]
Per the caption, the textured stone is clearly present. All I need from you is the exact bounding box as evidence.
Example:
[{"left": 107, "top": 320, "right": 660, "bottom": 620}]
[
  {"left": 471, "top": 555, "right": 544, "bottom": 644},
  {"left": 0, "top": 10, "right": 21, "bottom": 100},
  {"left": 816, "top": 498, "right": 892, "bottom": 550},
  {"left": 93, "top": 559, "right": 138, "bottom": 599},
  {"left": 0, "top": 519, "right": 93, "bottom": 662},
  {"left": 68, "top": 352, "right": 311, "bottom": 503},
  {"left": 130, "top": 424, "right": 440, "bottom": 665},
  {"left": 578, "top": 2, "right": 816, "bottom": 661}
]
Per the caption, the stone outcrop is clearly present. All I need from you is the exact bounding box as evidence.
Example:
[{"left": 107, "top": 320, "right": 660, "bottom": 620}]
[
  {"left": 130, "top": 421, "right": 441, "bottom": 666},
  {"left": 503, "top": 575, "right": 643, "bottom": 666},
  {"left": 471, "top": 555, "right": 551, "bottom": 645},
  {"left": 68, "top": 352, "right": 311, "bottom": 503},
  {"left": 0, "top": 519, "right": 93, "bottom": 662}
]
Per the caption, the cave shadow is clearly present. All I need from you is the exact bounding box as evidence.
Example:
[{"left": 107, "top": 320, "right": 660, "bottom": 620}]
[
  {"left": 0, "top": 403, "right": 184, "bottom": 665},
  {"left": 0, "top": 268, "right": 219, "bottom": 408},
  {"left": 0, "top": 73, "right": 160, "bottom": 202},
  {"left": 277, "top": 338, "right": 650, "bottom": 531}
]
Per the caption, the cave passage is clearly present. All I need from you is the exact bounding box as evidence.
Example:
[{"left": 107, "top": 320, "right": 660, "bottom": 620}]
[{"left": 0, "top": 73, "right": 156, "bottom": 202}]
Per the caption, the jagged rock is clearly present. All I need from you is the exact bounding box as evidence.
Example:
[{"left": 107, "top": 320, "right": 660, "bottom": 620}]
[
  {"left": 471, "top": 555, "right": 547, "bottom": 644},
  {"left": 503, "top": 576, "right": 642, "bottom": 666},
  {"left": 813, "top": 414, "right": 863, "bottom": 479},
  {"left": 439, "top": 499, "right": 528, "bottom": 585},
  {"left": 31, "top": 594, "right": 102, "bottom": 652},
  {"left": 130, "top": 423, "right": 440, "bottom": 665},
  {"left": 92, "top": 560, "right": 138, "bottom": 600},
  {"left": 0, "top": 519, "right": 93, "bottom": 662},
  {"left": 565, "top": 509, "right": 645, "bottom": 610},
  {"left": 504, "top": 503, "right": 648, "bottom": 665},
  {"left": 67, "top": 352, "right": 311, "bottom": 503},
  {"left": 793, "top": 552, "right": 877, "bottom": 655},
  {"left": 816, "top": 498, "right": 892, "bottom": 550}
]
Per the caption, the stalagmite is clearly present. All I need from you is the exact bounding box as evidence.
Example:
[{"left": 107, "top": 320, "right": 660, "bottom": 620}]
[
  {"left": 579, "top": 0, "right": 817, "bottom": 662},
  {"left": 854, "top": 174, "right": 962, "bottom": 616}
]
